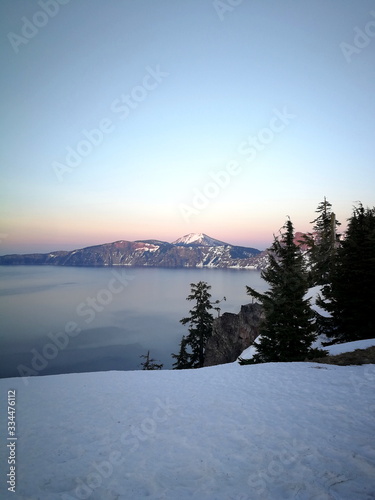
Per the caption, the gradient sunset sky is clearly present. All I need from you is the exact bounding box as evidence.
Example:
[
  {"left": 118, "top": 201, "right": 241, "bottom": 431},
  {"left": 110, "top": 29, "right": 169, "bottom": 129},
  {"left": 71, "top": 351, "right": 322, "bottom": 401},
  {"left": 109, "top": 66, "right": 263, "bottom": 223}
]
[{"left": 1, "top": 0, "right": 374, "bottom": 254}]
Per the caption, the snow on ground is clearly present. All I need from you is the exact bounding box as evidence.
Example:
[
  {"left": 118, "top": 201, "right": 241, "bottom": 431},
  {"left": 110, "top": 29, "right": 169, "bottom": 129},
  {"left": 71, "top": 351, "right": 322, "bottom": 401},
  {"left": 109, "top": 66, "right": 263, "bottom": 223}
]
[
  {"left": 239, "top": 337, "right": 375, "bottom": 362},
  {"left": 323, "top": 338, "right": 375, "bottom": 356},
  {"left": 1, "top": 345, "right": 375, "bottom": 500}
]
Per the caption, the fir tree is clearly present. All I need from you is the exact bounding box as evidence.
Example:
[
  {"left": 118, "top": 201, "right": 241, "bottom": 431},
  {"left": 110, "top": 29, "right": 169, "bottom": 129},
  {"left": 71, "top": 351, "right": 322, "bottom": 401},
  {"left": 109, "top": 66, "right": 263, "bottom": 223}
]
[
  {"left": 304, "top": 198, "right": 341, "bottom": 335},
  {"left": 140, "top": 350, "right": 163, "bottom": 370},
  {"left": 173, "top": 281, "right": 217, "bottom": 369},
  {"left": 171, "top": 335, "right": 191, "bottom": 369},
  {"left": 324, "top": 204, "right": 375, "bottom": 342},
  {"left": 304, "top": 197, "right": 341, "bottom": 286},
  {"left": 243, "top": 219, "right": 318, "bottom": 363}
]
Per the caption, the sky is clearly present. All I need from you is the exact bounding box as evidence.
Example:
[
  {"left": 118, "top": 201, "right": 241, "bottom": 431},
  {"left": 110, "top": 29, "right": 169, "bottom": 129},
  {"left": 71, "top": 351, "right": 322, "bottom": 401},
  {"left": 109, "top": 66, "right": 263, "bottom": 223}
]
[{"left": 1, "top": 0, "right": 374, "bottom": 254}]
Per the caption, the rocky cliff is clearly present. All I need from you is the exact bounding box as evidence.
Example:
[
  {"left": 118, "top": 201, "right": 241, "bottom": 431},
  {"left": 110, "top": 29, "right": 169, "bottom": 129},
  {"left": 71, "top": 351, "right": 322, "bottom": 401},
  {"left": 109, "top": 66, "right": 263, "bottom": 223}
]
[{"left": 204, "top": 303, "right": 264, "bottom": 366}]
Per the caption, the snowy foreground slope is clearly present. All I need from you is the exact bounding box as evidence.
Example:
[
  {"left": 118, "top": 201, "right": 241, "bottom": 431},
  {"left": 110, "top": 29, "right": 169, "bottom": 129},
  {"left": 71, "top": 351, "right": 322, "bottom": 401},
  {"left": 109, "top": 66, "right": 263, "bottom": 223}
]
[{"left": 1, "top": 342, "right": 375, "bottom": 500}]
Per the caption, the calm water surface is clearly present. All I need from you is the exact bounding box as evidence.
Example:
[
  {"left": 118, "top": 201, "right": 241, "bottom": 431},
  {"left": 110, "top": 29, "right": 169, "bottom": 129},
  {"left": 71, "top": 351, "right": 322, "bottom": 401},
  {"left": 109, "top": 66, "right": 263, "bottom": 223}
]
[{"left": 0, "top": 266, "right": 267, "bottom": 378}]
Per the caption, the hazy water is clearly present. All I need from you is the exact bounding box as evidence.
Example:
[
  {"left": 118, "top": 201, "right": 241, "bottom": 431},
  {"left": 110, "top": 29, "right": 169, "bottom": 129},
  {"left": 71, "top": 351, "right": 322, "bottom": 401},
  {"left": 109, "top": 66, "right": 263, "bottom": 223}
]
[{"left": 0, "top": 266, "right": 267, "bottom": 378}]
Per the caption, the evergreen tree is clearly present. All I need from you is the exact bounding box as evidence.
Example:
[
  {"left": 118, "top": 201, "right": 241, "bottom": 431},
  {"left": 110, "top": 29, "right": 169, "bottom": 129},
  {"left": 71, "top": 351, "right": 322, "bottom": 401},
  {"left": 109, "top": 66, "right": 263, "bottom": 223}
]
[
  {"left": 243, "top": 219, "right": 318, "bottom": 363},
  {"left": 304, "top": 198, "right": 341, "bottom": 335},
  {"left": 304, "top": 197, "right": 341, "bottom": 286},
  {"left": 171, "top": 335, "right": 191, "bottom": 369},
  {"left": 172, "top": 281, "right": 216, "bottom": 369},
  {"left": 323, "top": 204, "right": 375, "bottom": 342},
  {"left": 140, "top": 350, "right": 163, "bottom": 370}
]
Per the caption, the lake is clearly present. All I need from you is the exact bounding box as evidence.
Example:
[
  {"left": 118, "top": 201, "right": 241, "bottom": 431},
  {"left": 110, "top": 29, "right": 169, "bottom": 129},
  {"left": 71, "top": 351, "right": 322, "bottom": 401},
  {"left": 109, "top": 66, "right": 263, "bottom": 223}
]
[{"left": 0, "top": 266, "right": 267, "bottom": 378}]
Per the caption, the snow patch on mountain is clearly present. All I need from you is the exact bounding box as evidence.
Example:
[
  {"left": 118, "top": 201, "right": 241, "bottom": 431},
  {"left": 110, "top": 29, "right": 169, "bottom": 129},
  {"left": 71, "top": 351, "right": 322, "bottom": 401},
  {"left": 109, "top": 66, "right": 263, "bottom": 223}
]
[{"left": 172, "top": 233, "right": 228, "bottom": 247}]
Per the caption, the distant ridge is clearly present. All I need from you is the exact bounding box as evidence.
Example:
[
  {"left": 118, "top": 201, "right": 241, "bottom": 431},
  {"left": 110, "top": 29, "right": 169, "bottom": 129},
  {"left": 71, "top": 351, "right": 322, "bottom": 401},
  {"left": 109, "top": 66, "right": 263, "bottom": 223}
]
[{"left": 0, "top": 233, "right": 267, "bottom": 270}]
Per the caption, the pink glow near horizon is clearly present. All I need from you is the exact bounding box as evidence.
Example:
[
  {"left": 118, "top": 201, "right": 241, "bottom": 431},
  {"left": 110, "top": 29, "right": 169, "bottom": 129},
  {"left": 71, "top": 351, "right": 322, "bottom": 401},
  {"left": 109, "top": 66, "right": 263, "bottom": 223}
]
[
  {"left": 0, "top": 201, "right": 350, "bottom": 255},
  {"left": 0, "top": 224, "right": 310, "bottom": 255}
]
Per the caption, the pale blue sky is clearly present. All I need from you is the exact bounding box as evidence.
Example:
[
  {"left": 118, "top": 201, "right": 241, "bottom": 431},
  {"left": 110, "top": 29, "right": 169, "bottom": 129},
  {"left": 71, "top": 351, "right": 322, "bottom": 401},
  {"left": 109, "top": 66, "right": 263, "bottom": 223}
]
[{"left": 1, "top": 0, "right": 374, "bottom": 253}]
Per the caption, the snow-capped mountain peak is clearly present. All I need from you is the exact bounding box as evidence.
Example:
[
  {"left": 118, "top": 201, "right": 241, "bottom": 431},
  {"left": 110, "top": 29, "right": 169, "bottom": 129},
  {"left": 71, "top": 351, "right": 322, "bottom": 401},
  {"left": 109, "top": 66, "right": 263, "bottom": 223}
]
[{"left": 172, "top": 233, "right": 228, "bottom": 247}]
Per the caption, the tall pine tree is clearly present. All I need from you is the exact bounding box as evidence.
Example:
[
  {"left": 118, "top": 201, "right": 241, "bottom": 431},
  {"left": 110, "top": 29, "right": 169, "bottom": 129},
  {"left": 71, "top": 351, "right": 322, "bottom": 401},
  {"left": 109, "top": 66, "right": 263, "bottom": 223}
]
[
  {"left": 323, "top": 204, "right": 375, "bottom": 342},
  {"left": 305, "top": 197, "right": 341, "bottom": 286},
  {"left": 304, "top": 198, "right": 341, "bottom": 336},
  {"left": 243, "top": 219, "right": 318, "bottom": 363},
  {"left": 172, "top": 281, "right": 216, "bottom": 369}
]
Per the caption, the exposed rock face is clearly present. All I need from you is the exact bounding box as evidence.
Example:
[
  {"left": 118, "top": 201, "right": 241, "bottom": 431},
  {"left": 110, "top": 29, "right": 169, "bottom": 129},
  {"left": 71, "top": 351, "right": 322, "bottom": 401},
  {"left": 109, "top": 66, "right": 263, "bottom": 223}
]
[{"left": 204, "top": 303, "right": 264, "bottom": 367}]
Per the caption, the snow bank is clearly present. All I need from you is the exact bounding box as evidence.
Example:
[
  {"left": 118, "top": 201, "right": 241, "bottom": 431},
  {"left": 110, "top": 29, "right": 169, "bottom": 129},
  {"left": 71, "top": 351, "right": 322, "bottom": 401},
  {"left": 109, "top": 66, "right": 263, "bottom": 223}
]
[
  {"left": 239, "top": 337, "right": 375, "bottom": 362},
  {"left": 0, "top": 358, "right": 374, "bottom": 499},
  {"left": 325, "top": 338, "right": 375, "bottom": 356}
]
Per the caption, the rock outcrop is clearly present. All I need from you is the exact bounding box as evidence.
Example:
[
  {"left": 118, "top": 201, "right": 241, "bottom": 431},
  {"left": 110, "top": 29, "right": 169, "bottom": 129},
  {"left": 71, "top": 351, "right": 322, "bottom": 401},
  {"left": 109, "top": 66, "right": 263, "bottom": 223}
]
[{"left": 204, "top": 303, "right": 264, "bottom": 366}]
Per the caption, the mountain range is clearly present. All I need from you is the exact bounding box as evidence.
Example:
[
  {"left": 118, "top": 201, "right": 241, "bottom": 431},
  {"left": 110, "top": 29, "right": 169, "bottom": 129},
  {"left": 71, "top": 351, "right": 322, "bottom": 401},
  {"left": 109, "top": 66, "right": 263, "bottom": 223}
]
[{"left": 0, "top": 233, "right": 268, "bottom": 270}]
